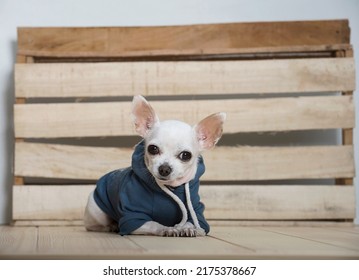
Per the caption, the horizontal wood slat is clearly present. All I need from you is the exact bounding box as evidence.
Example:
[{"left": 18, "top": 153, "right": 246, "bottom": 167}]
[
  {"left": 13, "top": 185, "right": 91, "bottom": 220},
  {"left": 15, "top": 143, "right": 131, "bottom": 180},
  {"left": 17, "top": 20, "right": 349, "bottom": 57},
  {"left": 14, "top": 143, "right": 354, "bottom": 181},
  {"left": 202, "top": 185, "right": 355, "bottom": 220},
  {"left": 14, "top": 96, "right": 355, "bottom": 138},
  {"left": 15, "top": 58, "right": 355, "bottom": 98},
  {"left": 12, "top": 185, "right": 355, "bottom": 220}
]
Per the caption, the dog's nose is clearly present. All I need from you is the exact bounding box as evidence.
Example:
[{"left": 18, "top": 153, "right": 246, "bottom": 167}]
[{"left": 158, "top": 164, "right": 172, "bottom": 177}]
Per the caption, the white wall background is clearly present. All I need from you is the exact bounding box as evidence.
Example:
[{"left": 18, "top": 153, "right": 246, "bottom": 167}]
[{"left": 0, "top": 0, "right": 358, "bottom": 224}]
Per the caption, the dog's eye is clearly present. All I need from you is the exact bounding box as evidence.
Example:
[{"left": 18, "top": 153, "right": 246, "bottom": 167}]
[
  {"left": 147, "top": 145, "right": 160, "bottom": 155},
  {"left": 178, "top": 151, "right": 192, "bottom": 162}
]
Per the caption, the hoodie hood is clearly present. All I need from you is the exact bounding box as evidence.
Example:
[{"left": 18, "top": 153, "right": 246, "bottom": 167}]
[{"left": 131, "top": 140, "right": 205, "bottom": 192}]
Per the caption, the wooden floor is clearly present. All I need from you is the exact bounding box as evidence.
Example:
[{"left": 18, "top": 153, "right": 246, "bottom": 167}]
[{"left": 1, "top": 225, "right": 359, "bottom": 259}]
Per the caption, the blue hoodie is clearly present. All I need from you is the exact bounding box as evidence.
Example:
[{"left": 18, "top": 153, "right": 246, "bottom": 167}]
[{"left": 93, "top": 140, "right": 210, "bottom": 235}]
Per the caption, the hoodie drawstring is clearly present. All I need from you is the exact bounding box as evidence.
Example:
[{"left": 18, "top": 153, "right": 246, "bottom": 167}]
[
  {"left": 184, "top": 182, "right": 201, "bottom": 229},
  {"left": 158, "top": 182, "right": 201, "bottom": 230}
]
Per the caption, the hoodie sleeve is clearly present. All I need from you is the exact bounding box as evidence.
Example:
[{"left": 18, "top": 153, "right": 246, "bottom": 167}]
[
  {"left": 118, "top": 213, "right": 152, "bottom": 236},
  {"left": 94, "top": 169, "right": 154, "bottom": 236},
  {"left": 117, "top": 187, "right": 156, "bottom": 235}
]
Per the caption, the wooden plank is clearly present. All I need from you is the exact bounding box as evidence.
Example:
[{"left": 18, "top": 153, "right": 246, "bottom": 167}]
[
  {"left": 16, "top": 55, "right": 27, "bottom": 63},
  {"left": 210, "top": 227, "right": 359, "bottom": 258},
  {"left": 14, "top": 177, "right": 24, "bottom": 185},
  {"left": 15, "top": 143, "right": 131, "bottom": 180},
  {"left": 17, "top": 20, "right": 349, "bottom": 57},
  {"left": 15, "top": 58, "right": 355, "bottom": 98},
  {"left": 127, "top": 234, "right": 254, "bottom": 259},
  {"left": 12, "top": 185, "right": 355, "bottom": 220},
  {"left": 13, "top": 185, "right": 93, "bottom": 220},
  {"left": 208, "top": 221, "right": 354, "bottom": 227},
  {"left": 14, "top": 96, "right": 355, "bottom": 138},
  {"left": 2, "top": 226, "right": 359, "bottom": 259},
  {"left": 328, "top": 227, "right": 359, "bottom": 235},
  {"left": 204, "top": 145, "right": 354, "bottom": 181},
  {"left": 264, "top": 227, "right": 359, "bottom": 252},
  {"left": 336, "top": 49, "right": 354, "bottom": 186},
  {"left": 37, "top": 227, "right": 144, "bottom": 258},
  {"left": 14, "top": 143, "right": 354, "bottom": 180},
  {"left": 14, "top": 55, "right": 32, "bottom": 186},
  {"left": 0, "top": 226, "right": 38, "bottom": 257},
  {"left": 200, "top": 185, "right": 355, "bottom": 220},
  {"left": 336, "top": 114, "right": 354, "bottom": 185}
]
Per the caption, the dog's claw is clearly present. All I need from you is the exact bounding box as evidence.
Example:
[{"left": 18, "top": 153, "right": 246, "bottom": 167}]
[
  {"left": 177, "top": 227, "right": 196, "bottom": 237},
  {"left": 161, "top": 223, "right": 205, "bottom": 237},
  {"left": 181, "top": 227, "right": 206, "bottom": 237},
  {"left": 161, "top": 227, "right": 180, "bottom": 237}
]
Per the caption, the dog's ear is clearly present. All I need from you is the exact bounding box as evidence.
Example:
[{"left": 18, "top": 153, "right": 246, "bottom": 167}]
[
  {"left": 132, "top": 95, "right": 159, "bottom": 137},
  {"left": 194, "top": 113, "right": 226, "bottom": 151}
]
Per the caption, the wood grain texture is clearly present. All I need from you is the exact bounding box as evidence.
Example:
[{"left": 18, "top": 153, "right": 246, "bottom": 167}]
[
  {"left": 14, "top": 143, "right": 354, "bottom": 180},
  {"left": 37, "top": 227, "right": 144, "bottom": 258},
  {"left": 126, "top": 233, "right": 253, "bottom": 258},
  {"left": 263, "top": 227, "right": 359, "bottom": 252},
  {"left": 204, "top": 145, "right": 354, "bottom": 181},
  {"left": 0, "top": 226, "right": 38, "bottom": 256},
  {"left": 201, "top": 185, "right": 355, "bottom": 220},
  {"left": 15, "top": 143, "right": 131, "bottom": 180},
  {"left": 12, "top": 185, "right": 355, "bottom": 220},
  {"left": 14, "top": 96, "right": 355, "bottom": 138},
  {"left": 13, "top": 185, "right": 92, "bottom": 220},
  {"left": 210, "top": 227, "right": 359, "bottom": 258},
  {"left": 2, "top": 226, "right": 359, "bottom": 259},
  {"left": 15, "top": 58, "right": 355, "bottom": 98},
  {"left": 17, "top": 20, "right": 349, "bottom": 58}
]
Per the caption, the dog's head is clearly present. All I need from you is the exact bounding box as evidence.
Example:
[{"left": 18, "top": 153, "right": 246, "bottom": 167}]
[{"left": 132, "top": 95, "right": 226, "bottom": 187}]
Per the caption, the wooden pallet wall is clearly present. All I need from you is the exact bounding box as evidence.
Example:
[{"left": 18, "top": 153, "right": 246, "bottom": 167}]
[{"left": 13, "top": 20, "right": 356, "bottom": 226}]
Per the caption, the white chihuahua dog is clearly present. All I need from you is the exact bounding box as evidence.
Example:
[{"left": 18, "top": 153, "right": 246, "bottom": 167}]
[{"left": 84, "top": 95, "right": 225, "bottom": 237}]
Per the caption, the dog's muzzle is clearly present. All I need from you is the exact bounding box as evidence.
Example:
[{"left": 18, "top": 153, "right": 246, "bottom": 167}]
[{"left": 158, "top": 164, "right": 172, "bottom": 177}]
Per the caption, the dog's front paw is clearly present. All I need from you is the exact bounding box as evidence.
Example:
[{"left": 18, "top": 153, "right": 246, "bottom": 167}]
[
  {"left": 194, "top": 227, "right": 206, "bottom": 237},
  {"left": 180, "top": 227, "right": 206, "bottom": 237},
  {"left": 176, "top": 222, "right": 194, "bottom": 237},
  {"left": 179, "top": 227, "right": 196, "bottom": 237},
  {"left": 175, "top": 222, "right": 206, "bottom": 237},
  {"left": 160, "top": 227, "right": 180, "bottom": 237}
]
